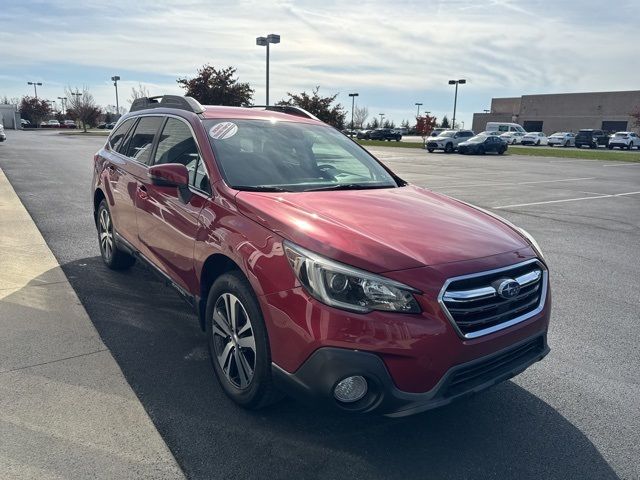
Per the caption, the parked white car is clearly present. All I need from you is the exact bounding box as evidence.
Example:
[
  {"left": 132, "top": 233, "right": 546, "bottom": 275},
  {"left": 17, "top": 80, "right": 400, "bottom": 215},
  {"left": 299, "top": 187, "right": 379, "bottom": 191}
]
[
  {"left": 0, "top": 123, "right": 5, "bottom": 142},
  {"left": 547, "top": 132, "right": 575, "bottom": 147},
  {"left": 521, "top": 132, "right": 548, "bottom": 146},
  {"left": 500, "top": 131, "right": 526, "bottom": 144},
  {"left": 425, "top": 129, "right": 475, "bottom": 153},
  {"left": 608, "top": 131, "right": 640, "bottom": 150}
]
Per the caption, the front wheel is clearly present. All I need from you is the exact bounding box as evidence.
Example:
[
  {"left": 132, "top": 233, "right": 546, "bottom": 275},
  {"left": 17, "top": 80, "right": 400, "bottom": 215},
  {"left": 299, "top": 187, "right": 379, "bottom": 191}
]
[
  {"left": 206, "top": 271, "right": 282, "bottom": 410},
  {"left": 444, "top": 143, "right": 454, "bottom": 153},
  {"left": 97, "top": 200, "right": 135, "bottom": 270},
  {"left": 427, "top": 148, "right": 434, "bottom": 153}
]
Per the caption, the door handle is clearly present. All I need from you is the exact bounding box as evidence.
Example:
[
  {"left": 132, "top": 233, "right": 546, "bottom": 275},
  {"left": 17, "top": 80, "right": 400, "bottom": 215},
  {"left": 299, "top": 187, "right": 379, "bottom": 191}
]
[{"left": 137, "top": 184, "right": 148, "bottom": 200}]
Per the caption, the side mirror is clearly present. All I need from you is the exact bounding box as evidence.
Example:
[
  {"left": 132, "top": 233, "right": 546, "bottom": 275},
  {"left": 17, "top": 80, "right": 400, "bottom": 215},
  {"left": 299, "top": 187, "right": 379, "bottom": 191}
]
[
  {"left": 149, "top": 163, "right": 189, "bottom": 188},
  {"left": 148, "top": 163, "right": 192, "bottom": 202}
]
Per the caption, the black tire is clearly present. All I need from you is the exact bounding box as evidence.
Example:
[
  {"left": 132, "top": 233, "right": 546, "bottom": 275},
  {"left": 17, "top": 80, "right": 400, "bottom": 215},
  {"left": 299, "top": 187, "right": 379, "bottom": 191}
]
[
  {"left": 498, "top": 146, "right": 506, "bottom": 155},
  {"left": 444, "top": 143, "right": 454, "bottom": 153},
  {"left": 206, "top": 271, "right": 282, "bottom": 410},
  {"left": 564, "top": 141, "right": 569, "bottom": 147},
  {"left": 427, "top": 148, "right": 434, "bottom": 153},
  {"left": 590, "top": 143, "right": 596, "bottom": 149},
  {"left": 608, "top": 144, "right": 614, "bottom": 150},
  {"left": 97, "top": 200, "right": 135, "bottom": 270}
]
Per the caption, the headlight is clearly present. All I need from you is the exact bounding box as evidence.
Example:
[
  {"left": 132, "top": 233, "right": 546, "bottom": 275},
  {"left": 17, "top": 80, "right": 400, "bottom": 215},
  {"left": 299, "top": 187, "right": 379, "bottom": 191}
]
[
  {"left": 516, "top": 227, "right": 545, "bottom": 260},
  {"left": 283, "top": 241, "right": 421, "bottom": 314}
]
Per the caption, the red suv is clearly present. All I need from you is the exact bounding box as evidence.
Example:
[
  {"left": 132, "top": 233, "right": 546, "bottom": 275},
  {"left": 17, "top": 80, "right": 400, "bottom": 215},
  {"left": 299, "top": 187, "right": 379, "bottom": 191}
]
[{"left": 92, "top": 95, "right": 550, "bottom": 417}]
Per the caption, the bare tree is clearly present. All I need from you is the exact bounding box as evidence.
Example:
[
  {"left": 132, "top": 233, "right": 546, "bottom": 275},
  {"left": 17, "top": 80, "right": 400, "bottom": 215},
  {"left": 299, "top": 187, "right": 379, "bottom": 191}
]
[
  {"left": 129, "top": 83, "right": 150, "bottom": 104},
  {"left": 66, "top": 87, "right": 100, "bottom": 132},
  {"left": 353, "top": 105, "right": 369, "bottom": 129}
]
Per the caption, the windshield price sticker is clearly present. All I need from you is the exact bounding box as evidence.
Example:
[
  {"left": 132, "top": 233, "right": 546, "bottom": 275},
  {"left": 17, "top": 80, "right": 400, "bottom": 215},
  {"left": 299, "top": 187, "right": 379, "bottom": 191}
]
[{"left": 209, "top": 122, "right": 238, "bottom": 140}]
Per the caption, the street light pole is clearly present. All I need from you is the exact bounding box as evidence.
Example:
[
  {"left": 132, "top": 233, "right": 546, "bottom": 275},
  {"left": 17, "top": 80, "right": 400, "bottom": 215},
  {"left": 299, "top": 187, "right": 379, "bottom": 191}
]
[
  {"left": 111, "top": 76, "right": 120, "bottom": 115},
  {"left": 379, "top": 113, "right": 384, "bottom": 126},
  {"left": 27, "top": 82, "right": 42, "bottom": 98},
  {"left": 448, "top": 79, "right": 466, "bottom": 129},
  {"left": 57, "top": 96, "right": 67, "bottom": 115},
  {"left": 415, "top": 102, "right": 423, "bottom": 117},
  {"left": 348, "top": 93, "right": 359, "bottom": 136},
  {"left": 256, "top": 34, "right": 280, "bottom": 106}
]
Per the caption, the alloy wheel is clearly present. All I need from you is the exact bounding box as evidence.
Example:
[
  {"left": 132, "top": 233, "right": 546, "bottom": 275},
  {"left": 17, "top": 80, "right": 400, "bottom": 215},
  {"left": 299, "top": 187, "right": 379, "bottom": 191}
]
[
  {"left": 212, "top": 293, "right": 256, "bottom": 389},
  {"left": 98, "top": 208, "right": 114, "bottom": 261}
]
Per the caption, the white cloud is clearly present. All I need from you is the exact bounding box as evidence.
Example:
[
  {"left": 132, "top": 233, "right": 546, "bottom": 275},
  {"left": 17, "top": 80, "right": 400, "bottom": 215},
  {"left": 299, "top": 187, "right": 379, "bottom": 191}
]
[{"left": 2, "top": 0, "right": 639, "bottom": 124}]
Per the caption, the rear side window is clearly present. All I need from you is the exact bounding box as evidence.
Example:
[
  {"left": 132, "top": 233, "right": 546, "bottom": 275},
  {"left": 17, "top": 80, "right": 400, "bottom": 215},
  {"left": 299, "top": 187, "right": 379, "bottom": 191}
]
[
  {"left": 125, "top": 116, "right": 163, "bottom": 164},
  {"left": 108, "top": 118, "right": 135, "bottom": 151},
  {"left": 154, "top": 118, "right": 210, "bottom": 193}
]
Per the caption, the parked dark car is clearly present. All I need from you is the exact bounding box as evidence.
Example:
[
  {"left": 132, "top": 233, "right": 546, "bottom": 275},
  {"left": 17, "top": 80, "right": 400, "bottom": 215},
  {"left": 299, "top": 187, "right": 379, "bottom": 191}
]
[
  {"left": 92, "top": 95, "right": 549, "bottom": 416},
  {"left": 457, "top": 134, "right": 508, "bottom": 155},
  {"left": 356, "top": 129, "right": 371, "bottom": 139},
  {"left": 368, "top": 128, "right": 402, "bottom": 141},
  {"left": 575, "top": 129, "right": 609, "bottom": 149}
]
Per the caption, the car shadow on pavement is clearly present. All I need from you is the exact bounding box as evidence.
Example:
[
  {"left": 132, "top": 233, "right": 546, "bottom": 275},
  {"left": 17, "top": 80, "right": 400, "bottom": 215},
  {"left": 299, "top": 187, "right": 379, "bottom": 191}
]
[{"left": 54, "top": 256, "right": 619, "bottom": 480}]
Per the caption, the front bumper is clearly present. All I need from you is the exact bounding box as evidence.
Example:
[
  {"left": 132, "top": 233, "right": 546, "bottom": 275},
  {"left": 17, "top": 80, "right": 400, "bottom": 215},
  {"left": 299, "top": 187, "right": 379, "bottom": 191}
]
[{"left": 273, "top": 333, "right": 549, "bottom": 417}]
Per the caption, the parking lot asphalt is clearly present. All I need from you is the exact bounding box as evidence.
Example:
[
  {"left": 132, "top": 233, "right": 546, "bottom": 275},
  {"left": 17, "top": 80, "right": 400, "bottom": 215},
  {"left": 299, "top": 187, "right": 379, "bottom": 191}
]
[{"left": 1, "top": 130, "right": 638, "bottom": 479}]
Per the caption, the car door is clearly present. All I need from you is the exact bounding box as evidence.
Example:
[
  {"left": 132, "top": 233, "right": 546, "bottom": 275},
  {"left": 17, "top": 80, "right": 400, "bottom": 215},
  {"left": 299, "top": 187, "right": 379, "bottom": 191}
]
[
  {"left": 135, "top": 116, "right": 210, "bottom": 291},
  {"left": 103, "top": 117, "right": 140, "bottom": 245}
]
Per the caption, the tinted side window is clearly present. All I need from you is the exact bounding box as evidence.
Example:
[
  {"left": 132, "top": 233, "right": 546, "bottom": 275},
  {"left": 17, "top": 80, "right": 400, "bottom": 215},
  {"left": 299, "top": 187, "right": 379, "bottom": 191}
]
[
  {"left": 125, "top": 116, "right": 163, "bottom": 164},
  {"left": 154, "top": 118, "right": 209, "bottom": 191},
  {"left": 108, "top": 118, "right": 134, "bottom": 151}
]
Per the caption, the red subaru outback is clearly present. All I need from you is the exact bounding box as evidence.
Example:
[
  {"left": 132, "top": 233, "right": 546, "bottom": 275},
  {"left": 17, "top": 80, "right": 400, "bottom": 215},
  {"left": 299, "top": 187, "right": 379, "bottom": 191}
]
[{"left": 92, "top": 95, "right": 550, "bottom": 416}]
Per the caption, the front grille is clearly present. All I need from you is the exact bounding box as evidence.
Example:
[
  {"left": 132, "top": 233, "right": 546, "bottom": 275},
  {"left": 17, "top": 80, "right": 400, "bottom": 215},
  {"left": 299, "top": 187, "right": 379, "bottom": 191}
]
[
  {"left": 443, "top": 336, "right": 546, "bottom": 398},
  {"left": 439, "top": 259, "right": 546, "bottom": 338},
  {"left": 426, "top": 142, "right": 439, "bottom": 148}
]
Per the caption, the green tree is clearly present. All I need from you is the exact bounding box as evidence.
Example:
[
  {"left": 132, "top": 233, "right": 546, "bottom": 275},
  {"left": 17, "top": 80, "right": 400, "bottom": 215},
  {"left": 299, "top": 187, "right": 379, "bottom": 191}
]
[
  {"left": 440, "top": 115, "right": 450, "bottom": 128},
  {"left": 277, "top": 86, "right": 347, "bottom": 129},
  {"left": 401, "top": 119, "right": 411, "bottom": 130},
  {"left": 19, "top": 96, "right": 51, "bottom": 127},
  {"left": 177, "top": 65, "right": 254, "bottom": 106},
  {"left": 366, "top": 117, "right": 380, "bottom": 129}
]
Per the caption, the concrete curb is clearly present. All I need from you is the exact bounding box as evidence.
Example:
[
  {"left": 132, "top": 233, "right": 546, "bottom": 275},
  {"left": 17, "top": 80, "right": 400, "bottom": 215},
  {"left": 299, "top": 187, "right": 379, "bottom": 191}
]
[{"left": 0, "top": 168, "right": 185, "bottom": 479}]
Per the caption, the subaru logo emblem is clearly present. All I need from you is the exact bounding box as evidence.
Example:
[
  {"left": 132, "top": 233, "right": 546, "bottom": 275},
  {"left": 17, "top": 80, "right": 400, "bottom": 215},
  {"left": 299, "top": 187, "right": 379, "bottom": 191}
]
[{"left": 498, "top": 279, "right": 520, "bottom": 299}]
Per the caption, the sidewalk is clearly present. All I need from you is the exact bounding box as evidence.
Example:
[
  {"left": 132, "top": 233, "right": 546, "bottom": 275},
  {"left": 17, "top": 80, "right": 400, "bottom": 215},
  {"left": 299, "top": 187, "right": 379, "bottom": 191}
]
[{"left": 0, "top": 168, "right": 185, "bottom": 479}]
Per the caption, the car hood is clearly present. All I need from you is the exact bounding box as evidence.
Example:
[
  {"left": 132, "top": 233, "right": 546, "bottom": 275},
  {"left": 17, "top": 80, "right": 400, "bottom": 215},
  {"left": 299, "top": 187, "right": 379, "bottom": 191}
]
[{"left": 235, "top": 185, "right": 528, "bottom": 273}]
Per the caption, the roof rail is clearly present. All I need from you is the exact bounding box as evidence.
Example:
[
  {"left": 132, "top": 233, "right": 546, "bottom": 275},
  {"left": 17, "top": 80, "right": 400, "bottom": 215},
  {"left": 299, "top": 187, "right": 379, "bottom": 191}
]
[
  {"left": 249, "top": 105, "right": 320, "bottom": 121},
  {"left": 129, "top": 95, "right": 205, "bottom": 114}
]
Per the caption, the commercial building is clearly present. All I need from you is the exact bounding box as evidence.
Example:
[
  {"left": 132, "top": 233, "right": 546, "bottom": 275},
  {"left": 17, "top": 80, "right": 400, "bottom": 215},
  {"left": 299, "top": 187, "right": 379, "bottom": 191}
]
[
  {"left": 472, "top": 90, "right": 640, "bottom": 134},
  {"left": 0, "top": 104, "right": 20, "bottom": 129}
]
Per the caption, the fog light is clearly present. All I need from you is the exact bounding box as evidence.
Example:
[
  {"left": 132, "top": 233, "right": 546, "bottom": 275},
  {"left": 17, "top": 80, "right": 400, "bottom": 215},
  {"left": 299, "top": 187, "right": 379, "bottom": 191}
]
[{"left": 333, "top": 376, "right": 368, "bottom": 403}]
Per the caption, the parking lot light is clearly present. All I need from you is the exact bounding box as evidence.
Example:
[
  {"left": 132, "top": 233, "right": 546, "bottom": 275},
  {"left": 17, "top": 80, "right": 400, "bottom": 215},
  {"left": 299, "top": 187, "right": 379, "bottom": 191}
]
[
  {"left": 379, "top": 113, "right": 384, "bottom": 127},
  {"left": 415, "top": 102, "right": 423, "bottom": 117},
  {"left": 448, "top": 79, "right": 466, "bottom": 129},
  {"left": 111, "top": 76, "right": 121, "bottom": 116},
  {"left": 256, "top": 33, "right": 280, "bottom": 106},
  {"left": 349, "top": 93, "right": 359, "bottom": 137},
  {"left": 27, "top": 81, "right": 43, "bottom": 98}
]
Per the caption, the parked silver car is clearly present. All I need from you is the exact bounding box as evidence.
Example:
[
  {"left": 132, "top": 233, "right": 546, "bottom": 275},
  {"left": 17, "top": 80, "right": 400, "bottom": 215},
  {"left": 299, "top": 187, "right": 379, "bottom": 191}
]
[
  {"left": 608, "top": 131, "right": 640, "bottom": 150},
  {"left": 425, "top": 129, "right": 475, "bottom": 153},
  {"left": 548, "top": 132, "right": 575, "bottom": 147}
]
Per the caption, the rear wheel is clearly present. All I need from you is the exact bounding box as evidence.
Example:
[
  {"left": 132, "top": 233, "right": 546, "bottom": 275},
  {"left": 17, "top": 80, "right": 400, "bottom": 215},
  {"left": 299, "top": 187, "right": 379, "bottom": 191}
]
[
  {"left": 206, "top": 271, "right": 282, "bottom": 409},
  {"left": 97, "top": 200, "right": 135, "bottom": 270},
  {"left": 498, "top": 146, "right": 506, "bottom": 155},
  {"left": 444, "top": 143, "right": 454, "bottom": 153},
  {"left": 427, "top": 148, "right": 434, "bottom": 153}
]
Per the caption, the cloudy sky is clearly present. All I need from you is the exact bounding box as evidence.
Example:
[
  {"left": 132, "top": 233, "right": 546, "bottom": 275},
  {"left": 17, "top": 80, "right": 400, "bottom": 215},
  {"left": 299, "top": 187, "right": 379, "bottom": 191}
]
[{"left": 2, "top": 0, "right": 638, "bottom": 126}]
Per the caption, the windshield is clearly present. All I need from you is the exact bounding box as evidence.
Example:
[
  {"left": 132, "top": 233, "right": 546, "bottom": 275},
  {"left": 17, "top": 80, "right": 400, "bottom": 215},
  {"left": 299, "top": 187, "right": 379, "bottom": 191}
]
[
  {"left": 613, "top": 132, "right": 628, "bottom": 137},
  {"left": 550, "top": 133, "right": 565, "bottom": 137},
  {"left": 205, "top": 119, "right": 399, "bottom": 192},
  {"left": 468, "top": 135, "right": 487, "bottom": 143},
  {"left": 439, "top": 131, "right": 456, "bottom": 137}
]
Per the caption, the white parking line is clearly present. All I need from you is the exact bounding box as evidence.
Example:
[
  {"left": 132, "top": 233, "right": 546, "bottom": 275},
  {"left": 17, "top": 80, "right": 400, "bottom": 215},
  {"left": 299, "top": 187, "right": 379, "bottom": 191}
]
[
  {"left": 438, "top": 177, "right": 595, "bottom": 189},
  {"left": 602, "top": 163, "right": 640, "bottom": 167},
  {"left": 493, "top": 191, "right": 640, "bottom": 209}
]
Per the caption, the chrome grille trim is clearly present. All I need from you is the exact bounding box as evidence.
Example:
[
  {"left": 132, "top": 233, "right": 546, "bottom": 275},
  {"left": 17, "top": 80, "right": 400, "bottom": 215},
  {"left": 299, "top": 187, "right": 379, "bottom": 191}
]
[{"left": 438, "top": 259, "right": 548, "bottom": 339}]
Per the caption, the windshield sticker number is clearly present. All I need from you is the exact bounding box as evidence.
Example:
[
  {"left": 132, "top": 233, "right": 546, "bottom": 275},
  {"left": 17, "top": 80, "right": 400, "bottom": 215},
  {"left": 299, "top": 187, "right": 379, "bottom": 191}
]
[{"left": 209, "top": 122, "right": 238, "bottom": 140}]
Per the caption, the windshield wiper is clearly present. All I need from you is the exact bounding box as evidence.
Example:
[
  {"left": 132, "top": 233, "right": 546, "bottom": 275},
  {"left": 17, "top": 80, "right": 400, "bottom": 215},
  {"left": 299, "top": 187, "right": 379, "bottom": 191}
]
[
  {"left": 233, "top": 185, "right": 289, "bottom": 192},
  {"left": 303, "top": 183, "right": 395, "bottom": 192}
]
